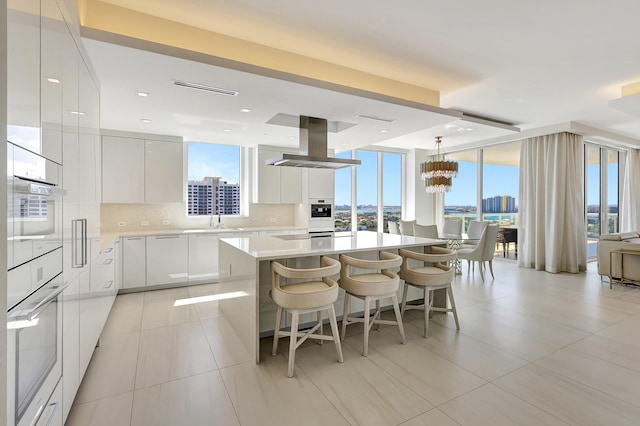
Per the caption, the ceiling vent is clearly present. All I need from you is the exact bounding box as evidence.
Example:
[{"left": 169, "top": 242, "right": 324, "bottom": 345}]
[
  {"left": 356, "top": 114, "right": 396, "bottom": 123},
  {"left": 172, "top": 80, "right": 239, "bottom": 96}
]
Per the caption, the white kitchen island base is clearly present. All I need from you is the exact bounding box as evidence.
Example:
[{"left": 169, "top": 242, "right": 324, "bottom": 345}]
[{"left": 218, "top": 231, "right": 447, "bottom": 363}]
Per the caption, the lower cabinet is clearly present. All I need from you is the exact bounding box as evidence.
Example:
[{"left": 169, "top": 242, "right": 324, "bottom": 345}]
[
  {"left": 62, "top": 270, "right": 81, "bottom": 421},
  {"left": 146, "top": 235, "right": 189, "bottom": 286},
  {"left": 122, "top": 236, "right": 146, "bottom": 288},
  {"left": 188, "top": 233, "right": 220, "bottom": 283},
  {"left": 37, "top": 379, "right": 63, "bottom": 426}
]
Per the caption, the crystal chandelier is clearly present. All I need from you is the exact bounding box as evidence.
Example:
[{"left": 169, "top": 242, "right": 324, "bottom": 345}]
[{"left": 420, "top": 136, "right": 458, "bottom": 193}]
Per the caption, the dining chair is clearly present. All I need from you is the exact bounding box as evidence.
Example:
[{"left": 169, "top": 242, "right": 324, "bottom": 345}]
[
  {"left": 457, "top": 224, "right": 499, "bottom": 281},
  {"left": 413, "top": 223, "right": 439, "bottom": 239},
  {"left": 442, "top": 218, "right": 462, "bottom": 237},
  {"left": 399, "top": 219, "right": 416, "bottom": 236},
  {"left": 462, "top": 220, "right": 487, "bottom": 247},
  {"left": 388, "top": 221, "right": 400, "bottom": 234}
]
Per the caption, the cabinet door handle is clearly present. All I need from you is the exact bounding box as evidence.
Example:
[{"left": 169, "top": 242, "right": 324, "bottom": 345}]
[
  {"left": 126, "top": 237, "right": 142, "bottom": 241},
  {"left": 103, "top": 258, "right": 113, "bottom": 265},
  {"left": 103, "top": 280, "right": 114, "bottom": 289},
  {"left": 104, "top": 247, "right": 113, "bottom": 253},
  {"left": 155, "top": 236, "right": 179, "bottom": 239}
]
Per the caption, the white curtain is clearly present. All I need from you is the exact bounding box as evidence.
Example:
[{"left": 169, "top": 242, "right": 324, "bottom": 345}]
[
  {"left": 620, "top": 149, "right": 640, "bottom": 232},
  {"left": 518, "top": 132, "right": 587, "bottom": 273}
]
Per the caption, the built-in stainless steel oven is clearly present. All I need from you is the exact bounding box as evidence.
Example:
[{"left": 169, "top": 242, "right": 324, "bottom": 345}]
[
  {"left": 7, "top": 143, "right": 63, "bottom": 271},
  {"left": 309, "top": 198, "right": 335, "bottom": 234},
  {"left": 7, "top": 272, "right": 67, "bottom": 426}
]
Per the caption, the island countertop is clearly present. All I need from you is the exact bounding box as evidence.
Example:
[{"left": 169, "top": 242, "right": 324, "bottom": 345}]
[{"left": 219, "top": 230, "right": 444, "bottom": 260}]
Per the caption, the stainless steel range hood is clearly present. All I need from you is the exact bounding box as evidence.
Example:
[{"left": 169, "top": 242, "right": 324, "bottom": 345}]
[{"left": 265, "top": 116, "right": 361, "bottom": 169}]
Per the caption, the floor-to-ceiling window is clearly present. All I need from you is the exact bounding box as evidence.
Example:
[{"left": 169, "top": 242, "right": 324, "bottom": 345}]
[
  {"left": 444, "top": 151, "right": 477, "bottom": 233},
  {"left": 481, "top": 142, "right": 520, "bottom": 226},
  {"left": 334, "top": 149, "right": 405, "bottom": 231},
  {"left": 382, "top": 152, "right": 402, "bottom": 232},
  {"left": 334, "top": 151, "right": 353, "bottom": 231},
  {"left": 585, "top": 143, "right": 621, "bottom": 259}
]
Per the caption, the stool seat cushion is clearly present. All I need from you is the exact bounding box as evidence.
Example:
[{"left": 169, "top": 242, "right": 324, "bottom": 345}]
[
  {"left": 400, "top": 266, "right": 454, "bottom": 287},
  {"left": 271, "top": 280, "right": 339, "bottom": 310},
  {"left": 340, "top": 273, "right": 399, "bottom": 296}
]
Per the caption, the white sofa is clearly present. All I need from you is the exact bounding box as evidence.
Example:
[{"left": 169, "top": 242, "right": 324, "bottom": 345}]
[{"left": 597, "top": 232, "right": 640, "bottom": 282}]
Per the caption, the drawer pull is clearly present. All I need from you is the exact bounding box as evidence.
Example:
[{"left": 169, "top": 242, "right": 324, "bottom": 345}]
[
  {"left": 104, "top": 247, "right": 113, "bottom": 253},
  {"left": 155, "top": 236, "right": 179, "bottom": 239},
  {"left": 103, "top": 258, "right": 113, "bottom": 265},
  {"left": 103, "top": 280, "right": 114, "bottom": 289}
]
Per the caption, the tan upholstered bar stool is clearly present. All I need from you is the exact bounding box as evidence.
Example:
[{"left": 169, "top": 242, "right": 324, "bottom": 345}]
[
  {"left": 399, "top": 247, "right": 459, "bottom": 337},
  {"left": 339, "top": 251, "right": 406, "bottom": 356},
  {"left": 270, "top": 256, "right": 343, "bottom": 377}
]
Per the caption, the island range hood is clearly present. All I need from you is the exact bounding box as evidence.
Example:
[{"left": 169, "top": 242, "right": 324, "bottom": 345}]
[{"left": 265, "top": 116, "right": 361, "bottom": 169}]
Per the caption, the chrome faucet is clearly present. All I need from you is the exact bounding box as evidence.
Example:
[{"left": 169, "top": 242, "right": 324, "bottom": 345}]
[{"left": 209, "top": 214, "right": 223, "bottom": 229}]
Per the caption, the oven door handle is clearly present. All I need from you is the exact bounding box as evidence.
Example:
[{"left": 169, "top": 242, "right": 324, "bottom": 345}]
[{"left": 15, "top": 282, "right": 71, "bottom": 322}]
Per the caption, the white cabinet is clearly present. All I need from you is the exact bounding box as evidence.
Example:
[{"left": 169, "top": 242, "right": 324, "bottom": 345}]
[
  {"left": 188, "top": 233, "right": 220, "bottom": 283},
  {"left": 254, "top": 148, "right": 302, "bottom": 204},
  {"left": 122, "top": 237, "right": 146, "bottom": 288},
  {"left": 307, "top": 168, "right": 335, "bottom": 199},
  {"left": 62, "top": 271, "right": 80, "bottom": 421},
  {"left": 145, "top": 139, "right": 184, "bottom": 202},
  {"left": 102, "top": 136, "right": 145, "bottom": 203},
  {"left": 37, "top": 379, "right": 63, "bottom": 426},
  {"left": 146, "top": 235, "right": 189, "bottom": 286},
  {"left": 102, "top": 134, "right": 183, "bottom": 203}
]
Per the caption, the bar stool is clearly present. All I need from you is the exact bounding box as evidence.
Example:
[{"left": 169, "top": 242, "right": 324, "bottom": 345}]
[
  {"left": 399, "top": 247, "right": 459, "bottom": 337},
  {"left": 270, "top": 256, "right": 344, "bottom": 378},
  {"left": 339, "top": 251, "right": 405, "bottom": 356}
]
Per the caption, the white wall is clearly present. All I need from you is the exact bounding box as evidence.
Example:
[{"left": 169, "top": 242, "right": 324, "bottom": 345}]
[{"left": 1, "top": 0, "right": 8, "bottom": 419}]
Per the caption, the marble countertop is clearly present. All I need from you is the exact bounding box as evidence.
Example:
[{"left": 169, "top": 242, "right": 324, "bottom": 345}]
[{"left": 219, "top": 231, "right": 445, "bottom": 260}]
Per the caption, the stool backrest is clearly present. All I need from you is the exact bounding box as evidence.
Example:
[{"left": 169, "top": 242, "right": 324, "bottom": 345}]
[{"left": 271, "top": 256, "right": 340, "bottom": 289}]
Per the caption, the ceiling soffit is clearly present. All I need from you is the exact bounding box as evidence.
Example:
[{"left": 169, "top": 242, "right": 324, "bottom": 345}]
[{"left": 79, "top": 0, "right": 442, "bottom": 108}]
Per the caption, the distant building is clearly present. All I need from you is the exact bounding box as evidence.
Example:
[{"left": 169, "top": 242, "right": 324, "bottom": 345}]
[
  {"left": 482, "top": 195, "right": 516, "bottom": 213},
  {"left": 188, "top": 177, "right": 240, "bottom": 215}
]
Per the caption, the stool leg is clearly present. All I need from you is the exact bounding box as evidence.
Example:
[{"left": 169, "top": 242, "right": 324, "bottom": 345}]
[
  {"left": 401, "top": 281, "right": 409, "bottom": 316},
  {"left": 363, "top": 297, "right": 371, "bottom": 356},
  {"left": 317, "top": 311, "right": 323, "bottom": 345},
  {"left": 448, "top": 285, "right": 460, "bottom": 330},
  {"left": 488, "top": 260, "right": 495, "bottom": 279},
  {"left": 375, "top": 299, "right": 381, "bottom": 330},
  {"left": 328, "top": 304, "right": 343, "bottom": 363},
  {"left": 391, "top": 293, "right": 406, "bottom": 344},
  {"left": 288, "top": 311, "right": 299, "bottom": 378},
  {"left": 341, "top": 293, "right": 350, "bottom": 341},
  {"left": 423, "top": 288, "right": 428, "bottom": 338},
  {"left": 272, "top": 305, "right": 283, "bottom": 356}
]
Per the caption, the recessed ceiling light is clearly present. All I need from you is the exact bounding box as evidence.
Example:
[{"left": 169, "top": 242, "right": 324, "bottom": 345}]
[
  {"left": 444, "top": 123, "right": 458, "bottom": 129},
  {"left": 340, "top": 142, "right": 348, "bottom": 146},
  {"left": 223, "top": 129, "right": 232, "bottom": 132},
  {"left": 240, "top": 108, "right": 252, "bottom": 113},
  {"left": 288, "top": 136, "right": 295, "bottom": 140},
  {"left": 380, "top": 129, "right": 389, "bottom": 133},
  {"left": 69, "top": 110, "right": 85, "bottom": 115},
  {"left": 47, "top": 78, "right": 60, "bottom": 84},
  {"left": 136, "top": 91, "right": 149, "bottom": 97},
  {"left": 466, "top": 128, "right": 474, "bottom": 131},
  {"left": 141, "top": 118, "right": 152, "bottom": 123}
]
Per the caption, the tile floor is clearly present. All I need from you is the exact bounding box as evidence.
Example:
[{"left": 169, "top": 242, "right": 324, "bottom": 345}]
[{"left": 65, "top": 260, "right": 640, "bottom": 425}]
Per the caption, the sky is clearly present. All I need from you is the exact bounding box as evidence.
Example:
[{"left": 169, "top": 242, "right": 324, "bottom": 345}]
[{"left": 188, "top": 142, "right": 240, "bottom": 183}]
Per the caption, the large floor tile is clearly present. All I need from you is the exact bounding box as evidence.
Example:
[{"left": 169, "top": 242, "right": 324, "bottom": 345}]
[
  {"left": 494, "top": 364, "right": 640, "bottom": 425},
  {"left": 141, "top": 287, "right": 200, "bottom": 330},
  {"left": 400, "top": 409, "right": 460, "bottom": 426},
  {"left": 351, "top": 329, "right": 486, "bottom": 407},
  {"left": 187, "top": 282, "right": 225, "bottom": 320},
  {"left": 402, "top": 318, "right": 528, "bottom": 381},
  {"left": 436, "top": 303, "right": 588, "bottom": 361},
  {"left": 75, "top": 332, "right": 140, "bottom": 404},
  {"left": 201, "top": 316, "right": 253, "bottom": 368},
  {"left": 100, "top": 293, "right": 144, "bottom": 337},
  {"left": 135, "top": 321, "right": 218, "bottom": 389},
  {"left": 439, "top": 383, "right": 568, "bottom": 425},
  {"left": 294, "top": 340, "right": 433, "bottom": 426},
  {"left": 220, "top": 356, "right": 349, "bottom": 426},
  {"left": 535, "top": 346, "right": 640, "bottom": 408},
  {"left": 567, "top": 333, "right": 640, "bottom": 373},
  {"left": 66, "top": 392, "right": 133, "bottom": 426},
  {"left": 130, "top": 371, "right": 239, "bottom": 426}
]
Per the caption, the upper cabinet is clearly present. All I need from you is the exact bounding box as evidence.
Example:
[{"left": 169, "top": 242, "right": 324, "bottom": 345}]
[
  {"left": 253, "top": 147, "right": 302, "bottom": 204},
  {"left": 307, "top": 168, "right": 335, "bottom": 199},
  {"left": 102, "top": 134, "right": 184, "bottom": 203}
]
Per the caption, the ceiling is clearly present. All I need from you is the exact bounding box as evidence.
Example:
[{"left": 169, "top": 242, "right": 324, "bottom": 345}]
[{"left": 81, "top": 0, "right": 640, "bottom": 154}]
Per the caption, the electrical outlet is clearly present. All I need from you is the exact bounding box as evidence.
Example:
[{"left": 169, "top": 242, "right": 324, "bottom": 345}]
[
  {"left": 269, "top": 217, "right": 276, "bottom": 223},
  {"left": 141, "top": 221, "right": 149, "bottom": 226},
  {"left": 162, "top": 220, "right": 170, "bottom": 226},
  {"left": 118, "top": 221, "right": 127, "bottom": 227}
]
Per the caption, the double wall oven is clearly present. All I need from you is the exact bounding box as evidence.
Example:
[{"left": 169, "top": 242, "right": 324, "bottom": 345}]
[{"left": 7, "top": 143, "right": 66, "bottom": 426}]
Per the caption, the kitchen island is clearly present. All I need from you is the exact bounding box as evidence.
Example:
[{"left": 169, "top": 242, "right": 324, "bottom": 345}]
[{"left": 218, "top": 231, "right": 447, "bottom": 362}]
